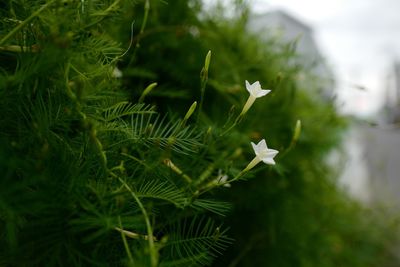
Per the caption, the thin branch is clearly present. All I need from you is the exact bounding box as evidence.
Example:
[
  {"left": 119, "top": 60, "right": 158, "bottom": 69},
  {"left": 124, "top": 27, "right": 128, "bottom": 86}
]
[
  {"left": 117, "top": 216, "right": 135, "bottom": 265},
  {"left": 110, "top": 171, "right": 158, "bottom": 267},
  {"left": 0, "top": 0, "right": 56, "bottom": 46}
]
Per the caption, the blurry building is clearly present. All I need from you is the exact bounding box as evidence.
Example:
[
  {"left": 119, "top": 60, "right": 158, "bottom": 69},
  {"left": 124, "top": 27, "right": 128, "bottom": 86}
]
[
  {"left": 362, "top": 125, "right": 400, "bottom": 206},
  {"left": 248, "top": 10, "right": 334, "bottom": 99},
  {"left": 335, "top": 125, "right": 371, "bottom": 202},
  {"left": 383, "top": 61, "right": 400, "bottom": 124},
  {"left": 359, "top": 61, "right": 400, "bottom": 207}
]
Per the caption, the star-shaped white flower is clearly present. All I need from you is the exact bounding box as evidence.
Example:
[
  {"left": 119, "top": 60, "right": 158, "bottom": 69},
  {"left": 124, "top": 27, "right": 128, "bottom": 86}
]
[
  {"left": 251, "top": 139, "right": 279, "bottom": 165},
  {"left": 240, "top": 139, "right": 279, "bottom": 174},
  {"left": 239, "top": 81, "right": 271, "bottom": 117},
  {"left": 228, "top": 139, "right": 279, "bottom": 183},
  {"left": 245, "top": 80, "right": 271, "bottom": 98}
]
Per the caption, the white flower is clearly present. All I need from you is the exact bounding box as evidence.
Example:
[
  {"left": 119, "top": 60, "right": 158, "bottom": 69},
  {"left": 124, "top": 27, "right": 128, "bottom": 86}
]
[
  {"left": 228, "top": 139, "right": 279, "bottom": 183},
  {"left": 245, "top": 80, "right": 271, "bottom": 98},
  {"left": 216, "top": 169, "right": 231, "bottom": 187},
  {"left": 251, "top": 139, "right": 279, "bottom": 165},
  {"left": 241, "top": 139, "right": 279, "bottom": 173},
  {"left": 229, "top": 139, "right": 279, "bottom": 182},
  {"left": 112, "top": 67, "right": 123, "bottom": 78},
  {"left": 240, "top": 81, "right": 271, "bottom": 116}
]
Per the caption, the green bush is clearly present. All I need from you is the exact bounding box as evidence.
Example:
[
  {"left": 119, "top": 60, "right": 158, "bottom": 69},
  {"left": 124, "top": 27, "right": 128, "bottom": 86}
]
[{"left": 0, "top": 1, "right": 398, "bottom": 266}]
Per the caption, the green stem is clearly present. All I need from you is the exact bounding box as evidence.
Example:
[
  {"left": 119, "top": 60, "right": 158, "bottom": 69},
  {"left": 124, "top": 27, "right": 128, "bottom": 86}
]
[
  {"left": 163, "top": 158, "right": 192, "bottom": 183},
  {"left": 0, "top": 0, "right": 56, "bottom": 46},
  {"left": 129, "top": 0, "right": 150, "bottom": 65},
  {"left": 197, "top": 50, "right": 211, "bottom": 121},
  {"left": 140, "top": 0, "right": 150, "bottom": 34},
  {"left": 195, "top": 157, "right": 260, "bottom": 196},
  {"left": 219, "top": 121, "right": 238, "bottom": 137},
  {"left": 197, "top": 73, "right": 207, "bottom": 122},
  {"left": 118, "top": 216, "right": 134, "bottom": 265},
  {"left": 220, "top": 97, "right": 254, "bottom": 136},
  {"left": 102, "top": 0, "right": 121, "bottom": 14},
  {"left": 84, "top": 0, "right": 121, "bottom": 29},
  {"left": 0, "top": 45, "right": 39, "bottom": 52},
  {"left": 112, "top": 172, "right": 158, "bottom": 267}
]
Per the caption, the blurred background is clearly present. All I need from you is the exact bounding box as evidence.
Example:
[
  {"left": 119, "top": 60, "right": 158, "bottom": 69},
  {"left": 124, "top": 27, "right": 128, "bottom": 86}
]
[
  {"left": 252, "top": 0, "right": 400, "bottom": 116},
  {"left": 209, "top": 0, "right": 400, "bottom": 207}
]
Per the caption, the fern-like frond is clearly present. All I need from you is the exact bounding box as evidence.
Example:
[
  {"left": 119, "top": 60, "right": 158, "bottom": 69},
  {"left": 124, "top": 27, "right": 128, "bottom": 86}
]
[
  {"left": 69, "top": 192, "right": 145, "bottom": 244},
  {"left": 102, "top": 102, "right": 155, "bottom": 122},
  {"left": 159, "top": 217, "right": 233, "bottom": 266},
  {"left": 82, "top": 36, "right": 123, "bottom": 64},
  {"left": 132, "top": 113, "right": 202, "bottom": 154},
  {"left": 191, "top": 199, "right": 233, "bottom": 216},
  {"left": 101, "top": 113, "right": 202, "bottom": 154},
  {"left": 136, "top": 180, "right": 187, "bottom": 208}
]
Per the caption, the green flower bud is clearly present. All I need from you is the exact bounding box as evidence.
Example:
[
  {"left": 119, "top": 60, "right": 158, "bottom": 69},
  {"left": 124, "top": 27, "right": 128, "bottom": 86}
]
[
  {"left": 183, "top": 101, "right": 197, "bottom": 122},
  {"left": 204, "top": 50, "right": 211, "bottom": 73},
  {"left": 139, "top": 82, "right": 157, "bottom": 103}
]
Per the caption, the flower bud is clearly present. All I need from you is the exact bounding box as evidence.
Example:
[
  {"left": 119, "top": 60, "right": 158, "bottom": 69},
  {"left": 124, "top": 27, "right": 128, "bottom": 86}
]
[
  {"left": 204, "top": 50, "right": 211, "bottom": 73},
  {"left": 293, "top": 119, "right": 302, "bottom": 144},
  {"left": 139, "top": 82, "right": 157, "bottom": 103},
  {"left": 183, "top": 101, "right": 197, "bottom": 122}
]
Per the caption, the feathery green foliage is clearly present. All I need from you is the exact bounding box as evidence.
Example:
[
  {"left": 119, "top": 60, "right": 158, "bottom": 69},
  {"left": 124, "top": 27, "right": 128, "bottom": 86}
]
[{"left": 0, "top": 0, "right": 399, "bottom": 267}]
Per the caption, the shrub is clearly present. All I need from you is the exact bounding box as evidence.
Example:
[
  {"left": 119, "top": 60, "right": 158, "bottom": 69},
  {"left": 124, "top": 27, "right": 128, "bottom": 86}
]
[{"left": 0, "top": 1, "right": 398, "bottom": 266}]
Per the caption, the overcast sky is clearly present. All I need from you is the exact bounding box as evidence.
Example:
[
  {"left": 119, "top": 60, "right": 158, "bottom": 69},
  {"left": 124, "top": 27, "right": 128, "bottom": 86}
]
[{"left": 251, "top": 0, "right": 400, "bottom": 116}]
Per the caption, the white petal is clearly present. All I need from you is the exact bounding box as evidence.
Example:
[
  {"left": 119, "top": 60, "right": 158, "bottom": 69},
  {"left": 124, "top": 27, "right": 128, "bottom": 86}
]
[
  {"left": 266, "top": 149, "right": 279, "bottom": 157},
  {"left": 260, "top": 149, "right": 278, "bottom": 164},
  {"left": 253, "top": 81, "right": 261, "bottom": 89},
  {"left": 245, "top": 80, "right": 252, "bottom": 93},
  {"left": 256, "top": 89, "right": 271, "bottom": 98},
  {"left": 256, "top": 139, "right": 267, "bottom": 151},
  {"left": 262, "top": 158, "right": 276, "bottom": 165},
  {"left": 252, "top": 139, "right": 267, "bottom": 158}
]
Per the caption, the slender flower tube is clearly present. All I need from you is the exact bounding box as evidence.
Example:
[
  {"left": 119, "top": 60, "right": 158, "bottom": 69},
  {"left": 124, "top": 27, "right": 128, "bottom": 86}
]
[{"left": 239, "top": 80, "right": 271, "bottom": 117}]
